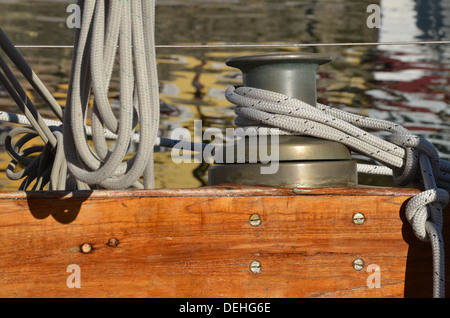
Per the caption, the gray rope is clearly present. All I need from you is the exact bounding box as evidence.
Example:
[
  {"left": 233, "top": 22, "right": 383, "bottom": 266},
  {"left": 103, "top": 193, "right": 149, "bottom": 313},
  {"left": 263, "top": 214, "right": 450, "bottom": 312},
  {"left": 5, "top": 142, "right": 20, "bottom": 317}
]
[
  {"left": 0, "top": 109, "right": 208, "bottom": 150},
  {"left": 63, "top": 0, "right": 160, "bottom": 189},
  {"left": 0, "top": 28, "right": 64, "bottom": 122},
  {"left": 61, "top": 0, "right": 159, "bottom": 190},
  {"left": 0, "top": 0, "right": 161, "bottom": 190},
  {"left": 226, "top": 85, "right": 450, "bottom": 298},
  {"left": 0, "top": 28, "right": 81, "bottom": 190}
]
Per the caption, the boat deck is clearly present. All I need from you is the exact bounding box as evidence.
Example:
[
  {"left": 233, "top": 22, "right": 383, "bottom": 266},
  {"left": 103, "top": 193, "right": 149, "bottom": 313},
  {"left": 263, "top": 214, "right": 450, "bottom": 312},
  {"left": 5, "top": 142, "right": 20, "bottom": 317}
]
[{"left": 0, "top": 185, "right": 448, "bottom": 298}]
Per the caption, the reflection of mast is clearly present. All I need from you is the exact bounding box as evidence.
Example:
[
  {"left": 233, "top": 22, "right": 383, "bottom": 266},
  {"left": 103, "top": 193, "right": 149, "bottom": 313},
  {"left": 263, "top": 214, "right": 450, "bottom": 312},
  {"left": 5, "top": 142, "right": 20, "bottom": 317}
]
[
  {"left": 440, "top": 0, "right": 450, "bottom": 40},
  {"left": 415, "top": 0, "right": 446, "bottom": 40},
  {"left": 376, "top": 0, "right": 449, "bottom": 101}
]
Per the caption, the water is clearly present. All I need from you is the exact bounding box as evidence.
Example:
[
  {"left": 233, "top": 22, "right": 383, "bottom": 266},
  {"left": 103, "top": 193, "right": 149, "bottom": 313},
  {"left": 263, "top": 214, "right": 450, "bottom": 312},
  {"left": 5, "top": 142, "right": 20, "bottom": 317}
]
[{"left": 0, "top": 0, "right": 448, "bottom": 190}]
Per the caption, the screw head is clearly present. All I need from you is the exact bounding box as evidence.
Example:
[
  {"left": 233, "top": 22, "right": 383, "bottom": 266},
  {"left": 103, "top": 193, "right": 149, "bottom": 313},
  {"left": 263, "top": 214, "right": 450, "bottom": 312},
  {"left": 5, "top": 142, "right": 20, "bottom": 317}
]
[
  {"left": 353, "top": 212, "right": 365, "bottom": 225},
  {"left": 353, "top": 258, "right": 365, "bottom": 271},
  {"left": 249, "top": 213, "right": 262, "bottom": 226},
  {"left": 250, "top": 260, "right": 262, "bottom": 273},
  {"left": 80, "top": 243, "right": 92, "bottom": 254}
]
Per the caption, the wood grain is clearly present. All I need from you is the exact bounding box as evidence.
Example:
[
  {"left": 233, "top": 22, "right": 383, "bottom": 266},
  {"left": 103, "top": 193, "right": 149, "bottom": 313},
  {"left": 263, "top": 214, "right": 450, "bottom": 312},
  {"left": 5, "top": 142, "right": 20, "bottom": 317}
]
[{"left": 0, "top": 185, "right": 448, "bottom": 298}]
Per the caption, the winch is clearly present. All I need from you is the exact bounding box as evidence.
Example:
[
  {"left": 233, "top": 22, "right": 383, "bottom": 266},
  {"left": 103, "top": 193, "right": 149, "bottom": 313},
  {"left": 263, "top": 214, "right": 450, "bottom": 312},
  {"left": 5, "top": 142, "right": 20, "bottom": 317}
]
[{"left": 208, "top": 52, "right": 358, "bottom": 188}]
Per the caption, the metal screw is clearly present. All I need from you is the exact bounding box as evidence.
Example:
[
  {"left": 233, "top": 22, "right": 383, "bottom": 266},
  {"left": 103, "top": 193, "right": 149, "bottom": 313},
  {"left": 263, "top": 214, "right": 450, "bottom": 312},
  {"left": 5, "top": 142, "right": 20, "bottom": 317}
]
[
  {"left": 249, "top": 213, "right": 261, "bottom": 226},
  {"left": 353, "top": 258, "right": 365, "bottom": 271},
  {"left": 353, "top": 212, "right": 365, "bottom": 225},
  {"left": 107, "top": 238, "right": 119, "bottom": 247},
  {"left": 250, "top": 260, "right": 262, "bottom": 273},
  {"left": 80, "top": 243, "right": 92, "bottom": 254}
]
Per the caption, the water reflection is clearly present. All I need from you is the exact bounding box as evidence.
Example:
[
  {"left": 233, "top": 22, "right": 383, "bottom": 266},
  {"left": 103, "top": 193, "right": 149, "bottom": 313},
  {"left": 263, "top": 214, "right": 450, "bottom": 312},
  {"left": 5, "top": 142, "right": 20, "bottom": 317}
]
[
  {"left": 369, "top": 0, "right": 450, "bottom": 158},
  {"left": 0, "top": 0, "right": 448, "bottom": 190}
]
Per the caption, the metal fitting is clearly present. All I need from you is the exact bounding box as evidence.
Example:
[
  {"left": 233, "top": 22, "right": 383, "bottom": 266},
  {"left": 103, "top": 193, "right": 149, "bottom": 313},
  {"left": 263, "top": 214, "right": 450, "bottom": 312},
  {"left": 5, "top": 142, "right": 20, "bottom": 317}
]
[{"left": 208, "top": 52, "right": 358, "bottom": 188}]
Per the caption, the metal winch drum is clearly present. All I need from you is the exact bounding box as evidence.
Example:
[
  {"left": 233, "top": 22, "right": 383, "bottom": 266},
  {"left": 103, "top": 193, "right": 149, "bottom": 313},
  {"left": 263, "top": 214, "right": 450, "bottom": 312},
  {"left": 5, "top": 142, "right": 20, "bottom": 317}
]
[{"left": 208, "top": 52, "right": 358, "bottom": 188}]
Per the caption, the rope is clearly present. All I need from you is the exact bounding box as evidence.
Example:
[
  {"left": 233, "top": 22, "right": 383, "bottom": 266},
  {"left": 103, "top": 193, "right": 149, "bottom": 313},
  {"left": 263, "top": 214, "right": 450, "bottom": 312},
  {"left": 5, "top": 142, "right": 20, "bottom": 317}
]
[
  {"left": 0, "top": 108, "right": 208, "bottom": 190},
  {"left": 0, "top": 110, "right": 208, "bottom": 154},
  {"left": 63, "top": 0, "right": 160, "bottom": 190},
  {"left": 0, "top": 26, "right": 78, "bottom": 190},
  {"left": 0, "top": 0, "right": 163, "bottom": 190},
  {"left": 226, "top": 85, "right": 450, "bottom": 298}
]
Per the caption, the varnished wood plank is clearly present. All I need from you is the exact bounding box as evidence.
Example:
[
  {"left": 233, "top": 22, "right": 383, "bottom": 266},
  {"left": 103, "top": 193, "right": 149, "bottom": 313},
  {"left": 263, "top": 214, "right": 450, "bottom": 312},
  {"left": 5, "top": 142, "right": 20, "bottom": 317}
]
[{"left": 0, "top": 185, "right": 447, "bottom": 298}]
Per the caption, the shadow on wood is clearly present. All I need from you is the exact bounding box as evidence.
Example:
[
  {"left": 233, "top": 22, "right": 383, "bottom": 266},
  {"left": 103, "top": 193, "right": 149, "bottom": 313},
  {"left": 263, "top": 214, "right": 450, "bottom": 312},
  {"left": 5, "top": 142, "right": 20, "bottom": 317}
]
[{"left": 26, "top": 190, "right": 92, "bottom": 224}]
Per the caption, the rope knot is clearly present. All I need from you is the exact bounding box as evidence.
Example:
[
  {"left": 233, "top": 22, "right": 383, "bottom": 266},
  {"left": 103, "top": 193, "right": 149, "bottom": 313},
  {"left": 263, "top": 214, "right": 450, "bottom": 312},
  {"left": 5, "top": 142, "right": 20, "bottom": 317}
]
[{"left": 405, "top": 188, "right": 449, "bottom": 241}]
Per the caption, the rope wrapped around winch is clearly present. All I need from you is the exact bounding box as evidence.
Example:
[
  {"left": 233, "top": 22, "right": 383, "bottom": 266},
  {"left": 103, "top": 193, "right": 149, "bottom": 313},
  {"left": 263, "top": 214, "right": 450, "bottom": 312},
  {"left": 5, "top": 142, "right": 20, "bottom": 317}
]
[{"left": 226, "top": 85, "right": 450, "bottom": 298}]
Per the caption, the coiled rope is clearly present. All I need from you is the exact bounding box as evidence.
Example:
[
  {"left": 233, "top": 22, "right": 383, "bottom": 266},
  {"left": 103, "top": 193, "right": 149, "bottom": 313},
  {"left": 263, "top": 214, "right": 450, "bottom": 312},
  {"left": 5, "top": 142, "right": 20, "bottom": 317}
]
[
  {"left": 226, "top": 85, "right": 450, "bottom": 298},
  {"left": 63, "top": 0, "right": 160, "bottom": 189},
  {"left": 0, "top": 25, "right": 79, "bottom": 190},
  {"left": 0, "top": 0, "right": 162, "bottom": 190},
  {"left": 0, "top": 102, "right": 205, "bottom": 189}
]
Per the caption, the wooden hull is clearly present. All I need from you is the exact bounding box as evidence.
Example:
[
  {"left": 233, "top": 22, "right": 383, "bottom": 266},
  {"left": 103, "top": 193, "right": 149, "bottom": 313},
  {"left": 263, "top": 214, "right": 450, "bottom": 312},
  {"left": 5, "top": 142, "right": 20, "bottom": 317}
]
[{"left": 0, "top": 185, "right": 448, "bottom": 298}]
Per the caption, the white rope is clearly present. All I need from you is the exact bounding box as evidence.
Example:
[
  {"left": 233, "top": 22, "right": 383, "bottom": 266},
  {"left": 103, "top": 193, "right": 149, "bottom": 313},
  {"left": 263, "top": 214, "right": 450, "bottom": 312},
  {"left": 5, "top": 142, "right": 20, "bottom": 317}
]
[{"left": 226, "top": 85, "right": 450, "bottom": 298}]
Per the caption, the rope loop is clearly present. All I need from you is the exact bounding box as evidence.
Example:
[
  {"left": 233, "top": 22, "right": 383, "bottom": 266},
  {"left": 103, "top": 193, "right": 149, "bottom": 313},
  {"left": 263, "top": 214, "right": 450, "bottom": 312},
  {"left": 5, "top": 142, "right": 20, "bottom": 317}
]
[
  {"left": 4, "top": 125, "right": 89, "bottom": 190},
  {"left": 391, "top": 146, "right": 420, "bottom": 187},
  {"left": 389, "top": 133, "right": 441, "bottom": 185},
  {"left": 405, "top": 188, "right": 449, "bottom": 241},
  {"left": 63, "top": 0, "right": 160, "bottom": 190}
]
